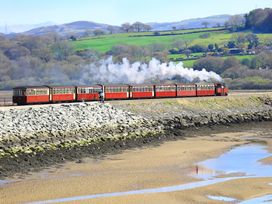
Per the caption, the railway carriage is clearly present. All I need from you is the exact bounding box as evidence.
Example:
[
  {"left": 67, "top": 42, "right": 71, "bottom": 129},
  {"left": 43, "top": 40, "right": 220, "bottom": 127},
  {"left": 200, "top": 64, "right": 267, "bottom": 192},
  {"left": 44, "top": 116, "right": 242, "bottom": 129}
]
[
  {"left": 155, "top": 84, "right": 177, "bottom": 98},
  {"left": 13, "top": 86, "right": 50, "bottom": 105},
  {"left": 177, "top": 84, "right": 197, "bottom": 97},
  {"left": 76, "top": 85, "right": 102, "bottom": 101},
  {"left": 50, "top": 86, "right": 76, "bottom": 102},
  {"left": 130, "top": 84, "right": 154, "bottom": 99},
  {"left": 196, "top": 83, "right": 215, "bottom": 96},
  {"left": 12, "top": 82, "right": 229, "bottom": 105},
  {"left": 104, "top": 84, "right": 130, "bottom": 100}
]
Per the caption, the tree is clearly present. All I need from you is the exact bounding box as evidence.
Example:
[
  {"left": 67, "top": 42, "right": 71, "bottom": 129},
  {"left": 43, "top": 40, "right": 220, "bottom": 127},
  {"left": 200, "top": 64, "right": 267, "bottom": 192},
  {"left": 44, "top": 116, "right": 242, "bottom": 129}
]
[
  {"left": 143, "top": 24, "right": 152, "bottom": 32},
  {"left": 222, "top": 57, "right": 240, "bottom": 70},
  {"left": 172, "top": 26, "right": 177, "bottom": 31},
  {"left": 245, "top": 8, "right": 272, "bottom": 33},
  {"left": 131, "top": 22, "right": 145, "bottom": 32},
  {"left": 227, "top": 41, "right": 236, "bottom": 49},
  {"left": 201, "top": 22, "right": 209, "bottom": 28},
  {"left": 193, "top": 56, "right": 224, "bottom": 73},
  {"left": 4, "top": 46, "right": 31, "bottom": 60},
  {"left": 93, "top": 29, "right": 105, "bottom": 36},
  {"left": 184, "top": 49, "right": 192, "bottom": 58},
  {"left": 208, "top": 44, "right": 214, "bottom": 51},
  {"left": 231, "top": 33, "right": 247, "bottom": 45},
  {"left": 107, "top": 26, "right": 115, "bottom": 34},
  {"left": 70, "top": 36, "right": 77, "bottom": 41},
  {"left": 121, "top": 23, "right": 131, "bottom": 33},
  {"left": 226, "top": 15, "right": 246, "bottom": 31},
  {"left": 51, "top": 40, "right": 73, "bottom": 61},
  {"left": 246, "top": 33, "right": 259, "bottom": 48},
  {"left": 153, "top": 31, "right": 160, "bottom": 36},
  {"left": 172, "top": 40, "right": 186, "bottom": 50},
  {"left": 214, "top": 43, "right": 219, "bottom": 51},
  {"left": 224, "top": 21, "right": 230, "bottom": 29},
  {"left": 188, "top": 45, "right": 207, "bottom": 53}
]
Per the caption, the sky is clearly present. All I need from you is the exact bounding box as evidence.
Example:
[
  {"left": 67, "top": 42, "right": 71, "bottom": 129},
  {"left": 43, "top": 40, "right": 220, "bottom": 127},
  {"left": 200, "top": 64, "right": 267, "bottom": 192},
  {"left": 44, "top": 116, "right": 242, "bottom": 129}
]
[{"left": 0, "top": 0, "right": 271, "bottom": 25}]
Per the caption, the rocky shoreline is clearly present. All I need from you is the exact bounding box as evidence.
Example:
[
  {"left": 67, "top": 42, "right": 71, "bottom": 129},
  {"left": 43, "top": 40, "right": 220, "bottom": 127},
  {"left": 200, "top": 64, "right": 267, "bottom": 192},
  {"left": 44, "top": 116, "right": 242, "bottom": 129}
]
[{"left": 0, "top": 95, "right": 272, "bottom": 178}]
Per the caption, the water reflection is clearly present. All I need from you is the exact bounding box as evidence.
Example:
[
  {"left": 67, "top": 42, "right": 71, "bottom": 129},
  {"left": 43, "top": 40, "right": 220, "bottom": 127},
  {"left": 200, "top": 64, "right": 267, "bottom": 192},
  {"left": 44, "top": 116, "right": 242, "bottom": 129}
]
[{"left": 197, "top": 144, "right": 272, "bottom": 180}]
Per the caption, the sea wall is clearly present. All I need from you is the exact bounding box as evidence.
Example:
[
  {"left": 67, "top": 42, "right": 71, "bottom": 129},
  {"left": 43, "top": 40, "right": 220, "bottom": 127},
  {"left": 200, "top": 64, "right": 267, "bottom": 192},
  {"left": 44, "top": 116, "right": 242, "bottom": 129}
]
[{"left": 0, "top": 96, "right": 272, "bottom": 159}]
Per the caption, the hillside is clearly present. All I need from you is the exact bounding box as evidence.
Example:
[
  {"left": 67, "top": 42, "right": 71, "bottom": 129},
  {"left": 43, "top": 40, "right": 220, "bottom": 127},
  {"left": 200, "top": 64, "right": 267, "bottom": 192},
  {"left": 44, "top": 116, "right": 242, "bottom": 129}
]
[
  {"left": 148, "top": 15, "right": 232, "bottom": 31},
  {"left": 24, "top": 21, "right": 119, "bottom": 36},
  {"left": 72, "top": 28, "right": 271, "bottom": 53},
  {"left": 15, "top": 14, "right": 233, "bottom": 36}
]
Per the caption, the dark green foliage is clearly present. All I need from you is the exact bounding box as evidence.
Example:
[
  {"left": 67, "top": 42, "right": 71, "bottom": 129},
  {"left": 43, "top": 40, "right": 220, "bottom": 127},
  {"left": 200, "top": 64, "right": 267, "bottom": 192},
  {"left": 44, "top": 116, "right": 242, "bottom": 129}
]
[
  {"left": 193, "top": 56, "right": 224, "bottom": 73},
  {"left": 189, "top": 45, "right": 207, "bottom": 53},
  {"left": 245, "top": 8, "right": 272, "bottom": 33},
  {"left": 208, "top": 44, "right": 214, "bottom": 51},
  {"left": 153, "top": 31, "right": 161, "bottom": 36},
  {"left": 227, "top": 41, "right": 236, "bottom": 48},
  {"left": 199, "top": 33, "right": 211, "bottom": 38}
]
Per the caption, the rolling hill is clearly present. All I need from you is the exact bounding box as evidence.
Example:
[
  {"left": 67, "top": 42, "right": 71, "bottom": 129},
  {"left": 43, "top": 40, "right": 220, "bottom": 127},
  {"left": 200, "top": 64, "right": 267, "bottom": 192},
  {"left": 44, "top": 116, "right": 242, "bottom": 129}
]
[
  {"left": 24, "top": 21, "right": 120, "bottom": 36},
  {"left": 148, "top": 15, "right": 232, "bottom": 31},
  {"left": 16, "top": 14, "right": 234, "bottom": 37}
]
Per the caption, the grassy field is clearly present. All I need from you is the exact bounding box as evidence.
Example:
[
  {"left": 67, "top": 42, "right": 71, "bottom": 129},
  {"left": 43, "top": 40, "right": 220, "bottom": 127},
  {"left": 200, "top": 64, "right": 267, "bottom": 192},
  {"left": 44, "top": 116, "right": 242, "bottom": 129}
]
[
  {"left": 72, "top": 28, "right": 272, "bottom": 53},
  {"left": 169, "top": 54, "right": 255, "bottom": 68}
]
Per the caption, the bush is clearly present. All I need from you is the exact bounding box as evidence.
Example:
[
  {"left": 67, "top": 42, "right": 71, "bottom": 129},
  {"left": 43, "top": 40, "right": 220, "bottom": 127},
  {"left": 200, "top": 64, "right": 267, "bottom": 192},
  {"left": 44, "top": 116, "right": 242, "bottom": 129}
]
[
  {"left": 193, "top": 56, "right": 224, "bottom": 73},
  {"left": 199, "top": 33, "right": 211, "bottom": 38},
  {"left": 153, "top": 31, "right": 160, "bottom": 36},
  {"left": 189, "top": 45, "right": 207, "bottom": 53}
]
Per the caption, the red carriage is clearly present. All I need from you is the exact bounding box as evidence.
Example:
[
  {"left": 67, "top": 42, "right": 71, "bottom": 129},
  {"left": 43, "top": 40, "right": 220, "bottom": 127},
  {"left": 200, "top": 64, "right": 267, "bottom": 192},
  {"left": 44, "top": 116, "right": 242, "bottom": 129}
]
[
  {"left": 12, "top": 83, "right": 229, "bottom": 105},
  {"left": 104, "top": 84, "right": 130, "bottom": 100},
  {"left": 130, "top": 84, "right": 154, "bottom": 99},
  {"left": 13, "top": 86, "right": 50, "bottom": 105},
  {"left": 155, "top": 84, "right": 177, "bottom": 98},
  {"left": 76, "top": 85, "right": 102, "bottom": 101}
]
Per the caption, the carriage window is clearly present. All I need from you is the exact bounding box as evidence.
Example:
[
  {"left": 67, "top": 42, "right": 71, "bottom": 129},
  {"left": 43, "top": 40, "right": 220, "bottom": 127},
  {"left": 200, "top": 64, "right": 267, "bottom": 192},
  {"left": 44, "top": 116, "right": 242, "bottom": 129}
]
[{"left": 26, "top": 89, "right": 36, "bottom": 95}]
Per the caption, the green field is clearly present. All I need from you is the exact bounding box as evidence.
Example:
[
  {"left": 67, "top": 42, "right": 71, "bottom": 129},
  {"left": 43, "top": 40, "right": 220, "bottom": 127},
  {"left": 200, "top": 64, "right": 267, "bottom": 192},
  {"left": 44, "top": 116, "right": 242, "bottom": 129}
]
[
  {"left": 173, "top": 55, "right": 255, "bottom": 68},
  {"left": 72, "top": 28, "right": 272, "bottom": 53}
]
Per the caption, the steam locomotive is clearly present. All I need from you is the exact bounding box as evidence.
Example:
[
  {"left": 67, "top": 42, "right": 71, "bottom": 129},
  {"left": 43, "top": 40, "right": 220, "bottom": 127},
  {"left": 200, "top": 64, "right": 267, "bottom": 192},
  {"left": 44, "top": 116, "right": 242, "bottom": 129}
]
[{"left": 12, "top": 83, "right": 228, "bottom": 105}]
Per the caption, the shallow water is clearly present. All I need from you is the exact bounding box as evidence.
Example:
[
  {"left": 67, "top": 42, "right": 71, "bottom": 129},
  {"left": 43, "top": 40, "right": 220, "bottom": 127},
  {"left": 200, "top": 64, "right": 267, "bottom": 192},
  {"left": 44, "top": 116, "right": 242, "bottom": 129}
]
[
  {"left": 197, "top": 144, "right": 272, "bottom": 180},
  {"left": 239, "top": 194, "right": 272, "bottom": 204},
  {"left": 0, "top": 180, "right": 10, "bottom": 186},
  {"left": 27, "top": 144, "right": 272, "bottom": 204},
  {"left": 207, "top": 195, "right": 238, "bottom": 202}
]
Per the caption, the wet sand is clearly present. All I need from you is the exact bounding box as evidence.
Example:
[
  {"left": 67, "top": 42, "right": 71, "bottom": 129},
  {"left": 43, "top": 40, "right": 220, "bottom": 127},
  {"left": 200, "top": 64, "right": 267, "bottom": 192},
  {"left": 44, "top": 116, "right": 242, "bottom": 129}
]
[
  {"left": 0, "top": 122, "right": 271, "bottom": 203},
  {"left": 86, "top": 177, "right": 272, "bottom": 204}
]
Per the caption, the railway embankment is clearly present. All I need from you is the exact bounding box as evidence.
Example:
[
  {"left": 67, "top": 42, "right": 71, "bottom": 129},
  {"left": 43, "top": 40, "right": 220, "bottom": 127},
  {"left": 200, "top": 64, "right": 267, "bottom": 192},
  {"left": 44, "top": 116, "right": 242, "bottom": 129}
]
[{"left": 0, "top": 95, "right": 272, "bottom": 177}]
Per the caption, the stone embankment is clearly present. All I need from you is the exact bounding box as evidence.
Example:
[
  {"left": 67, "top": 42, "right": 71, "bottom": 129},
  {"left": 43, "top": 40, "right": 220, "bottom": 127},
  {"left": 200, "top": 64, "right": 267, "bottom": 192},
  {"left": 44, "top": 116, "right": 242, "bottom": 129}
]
[
  {"left": 0, "top": 103, "right": 160, "bottom": 158},
  {"left": 0, "top": 95, "right": 272, "bottom": 177}
]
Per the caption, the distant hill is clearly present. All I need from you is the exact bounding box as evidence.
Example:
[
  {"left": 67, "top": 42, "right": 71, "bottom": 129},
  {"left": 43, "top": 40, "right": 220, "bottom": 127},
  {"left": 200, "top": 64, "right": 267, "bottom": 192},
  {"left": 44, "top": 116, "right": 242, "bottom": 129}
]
[
  {"left": 24, "top": 21, "right": 120, "bottom": 37},
  {"left": 0, "top": 22, "right": 55, "bottom": 34},
  {"left": 10, "top": 14, "right": 233, "bottom": 37},
  {"left": 148, "top": 15, "right": 232, "bottom": 31}
]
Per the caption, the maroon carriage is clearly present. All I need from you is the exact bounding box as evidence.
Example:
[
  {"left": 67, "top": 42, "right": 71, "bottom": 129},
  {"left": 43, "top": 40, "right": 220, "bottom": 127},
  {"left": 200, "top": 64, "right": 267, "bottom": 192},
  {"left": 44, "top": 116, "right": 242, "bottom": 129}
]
[
  {"left": 176, "top": 84, "right": 197, "bottom": 97},
  {"left": 130, "top": 84, "right": 154, "bottom": 99},
  {"left": 196, "top": 83, "right": 215, "bottom": 96},
  {"left": 104, "top": 84, "right": 130, "bottom": 100},
  {"left": 76, "top": 85, "right": 102, "bottom": 101},
  {"left": 49, "top": 86, "right": 76, "bottom": 102},
  {"left": 13, "top": 86, "right": 50, "bottom": 105},
  {"left": 155, "top": 84, "right": 177, "bottom": 98}
]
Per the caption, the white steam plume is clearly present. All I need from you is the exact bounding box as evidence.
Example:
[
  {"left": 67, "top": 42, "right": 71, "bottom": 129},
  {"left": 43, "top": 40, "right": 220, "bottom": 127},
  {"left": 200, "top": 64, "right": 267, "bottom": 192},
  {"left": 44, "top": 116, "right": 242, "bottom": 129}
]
[{"left": 81, "top": 57, "right": 222, "bottom": 84}]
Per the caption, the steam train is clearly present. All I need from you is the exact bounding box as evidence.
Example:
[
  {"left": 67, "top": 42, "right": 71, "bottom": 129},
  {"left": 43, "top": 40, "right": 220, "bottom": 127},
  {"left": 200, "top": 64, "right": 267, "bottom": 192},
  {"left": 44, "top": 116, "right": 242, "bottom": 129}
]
[{"left": 12, "top": 83, "right": 228, "bottom": 105}]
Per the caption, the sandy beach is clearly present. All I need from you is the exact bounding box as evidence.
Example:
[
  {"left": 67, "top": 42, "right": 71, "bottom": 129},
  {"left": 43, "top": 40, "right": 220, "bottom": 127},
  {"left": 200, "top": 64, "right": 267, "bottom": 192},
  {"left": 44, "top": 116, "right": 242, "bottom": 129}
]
[{"left": 1, "top": 122, "right": 271, "bottom": 203}]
